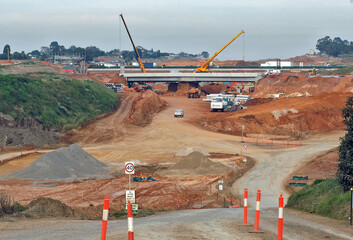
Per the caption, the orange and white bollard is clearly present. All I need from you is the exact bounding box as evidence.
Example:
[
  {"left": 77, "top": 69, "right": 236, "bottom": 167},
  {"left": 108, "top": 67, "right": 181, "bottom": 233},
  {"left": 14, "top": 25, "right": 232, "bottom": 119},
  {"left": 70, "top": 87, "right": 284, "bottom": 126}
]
[
  {"left": 101, "top": 196, "right": 109, "bottom": 240},
  {"left": 128, "top": 200, "right": 134, "bottom": 240},
  {"left": 278, "top": 194, "right": 284, "bottom": 240},
  {"left": 244, "top": 188, "right": 248, "bottom": 225},
  {"left": 254, "top": 190, "right": 261, "bottom": 231}
]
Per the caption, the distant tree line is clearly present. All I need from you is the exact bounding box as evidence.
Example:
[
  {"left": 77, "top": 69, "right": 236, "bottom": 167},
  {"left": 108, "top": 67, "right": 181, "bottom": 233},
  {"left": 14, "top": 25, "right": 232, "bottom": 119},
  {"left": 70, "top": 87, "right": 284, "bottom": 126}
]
[
  {"left": 0, "top": 41, "right": 208, "bottom": 62},
  {"left": 316, "top": 36, "right": 353, "bottom": 57}
]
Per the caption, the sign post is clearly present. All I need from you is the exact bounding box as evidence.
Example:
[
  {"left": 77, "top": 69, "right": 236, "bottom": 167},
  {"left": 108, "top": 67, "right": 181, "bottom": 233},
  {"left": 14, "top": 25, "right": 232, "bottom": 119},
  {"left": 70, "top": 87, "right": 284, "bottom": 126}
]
[
  {"left": 125, "top": 161, "right": 135, "bottom": 190},
  {"left": 241, "top": 125, "right": 245, "bottom": 143},
  {"left": 218, "top": 180, "right": 223, "bottom": 191}
]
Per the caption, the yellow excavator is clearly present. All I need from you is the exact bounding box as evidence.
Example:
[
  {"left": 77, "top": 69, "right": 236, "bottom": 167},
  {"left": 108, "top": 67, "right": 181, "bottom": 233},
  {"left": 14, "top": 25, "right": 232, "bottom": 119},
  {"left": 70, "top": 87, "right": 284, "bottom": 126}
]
[
  {"left": 194, "top": 30, "right": 245, "bottom": 73},
  {"left": 120, "top": 14, "right": 146, "bottom": 73}
]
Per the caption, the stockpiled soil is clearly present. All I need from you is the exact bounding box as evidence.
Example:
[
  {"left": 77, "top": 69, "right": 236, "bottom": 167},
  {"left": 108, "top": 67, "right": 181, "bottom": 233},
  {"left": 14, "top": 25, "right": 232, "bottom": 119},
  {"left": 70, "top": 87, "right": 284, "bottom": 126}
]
[
  {"left": 10, "top": 144, "right": 110, "bottom": 180},
  {"left": 0, "top": 74, "right": 118, "bottom": 131}
]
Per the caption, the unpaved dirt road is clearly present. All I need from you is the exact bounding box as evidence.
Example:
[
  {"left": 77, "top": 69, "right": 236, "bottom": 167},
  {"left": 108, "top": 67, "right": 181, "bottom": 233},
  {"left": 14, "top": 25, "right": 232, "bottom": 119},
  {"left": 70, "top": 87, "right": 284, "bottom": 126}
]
[{"left": 1, "top": 95, "right": 352, "bottom": 239}]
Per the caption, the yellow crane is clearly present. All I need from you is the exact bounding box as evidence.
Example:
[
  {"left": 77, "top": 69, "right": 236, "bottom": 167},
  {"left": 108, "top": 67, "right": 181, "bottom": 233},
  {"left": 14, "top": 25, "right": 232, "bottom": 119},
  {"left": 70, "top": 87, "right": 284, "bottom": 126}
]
[
  {"left": 120, "top": 14, "right": 146, "bottom": 73},
  {"left": 194, "top": 30, "right": 245, "bottom": 73}
]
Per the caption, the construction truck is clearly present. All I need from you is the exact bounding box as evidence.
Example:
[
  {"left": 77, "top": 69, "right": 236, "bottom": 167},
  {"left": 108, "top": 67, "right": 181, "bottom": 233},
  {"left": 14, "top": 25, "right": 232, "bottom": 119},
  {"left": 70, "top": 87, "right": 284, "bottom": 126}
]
[
  {"left": 209, "top": 95, "right": 238, "bottom": 112},
  {"left": 309, "top": 68, "right": 316, "bottom": 75},
  {"left": 186, "top": 88, "right": 202, "bottom": 98}
]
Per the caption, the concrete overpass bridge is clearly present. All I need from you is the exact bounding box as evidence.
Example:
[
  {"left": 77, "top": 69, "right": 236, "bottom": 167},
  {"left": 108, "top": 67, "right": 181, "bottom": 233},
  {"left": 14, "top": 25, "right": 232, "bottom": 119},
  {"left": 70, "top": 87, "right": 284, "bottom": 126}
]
[{"left": 122, "top": 72, "right": 263, "bottom": 86}]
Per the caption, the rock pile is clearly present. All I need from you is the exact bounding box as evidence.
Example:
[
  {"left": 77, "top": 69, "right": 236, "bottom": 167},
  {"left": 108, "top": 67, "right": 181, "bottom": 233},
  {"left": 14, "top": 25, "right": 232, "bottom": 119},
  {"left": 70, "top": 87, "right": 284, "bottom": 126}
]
[{"left": 10, "top": 144, "right": 110, "bottom": 181}]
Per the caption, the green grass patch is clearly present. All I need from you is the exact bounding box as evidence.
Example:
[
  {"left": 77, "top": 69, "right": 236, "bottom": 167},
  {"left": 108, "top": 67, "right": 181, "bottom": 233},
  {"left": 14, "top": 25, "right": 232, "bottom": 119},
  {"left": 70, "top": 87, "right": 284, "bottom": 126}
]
[
  {"left": 0, "top": 74, "right": 118, "bottom": 130},
  {"left": 332, "top": 65, "right": 353, "bottom": 75},
  {"left": 0, "top": 192, "right": 27, "bottom": 216},
  {"left": 112, "top": 208, "right": 157, "bottom": 219},
  {"left": 287, "top": 178, "right": 351, "bottom": 220}
]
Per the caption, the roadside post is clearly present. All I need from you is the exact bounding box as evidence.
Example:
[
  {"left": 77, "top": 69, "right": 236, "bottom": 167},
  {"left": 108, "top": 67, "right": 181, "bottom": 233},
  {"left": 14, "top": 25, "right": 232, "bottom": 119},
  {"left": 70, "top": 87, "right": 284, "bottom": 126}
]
[
  {"left": 278, "top": 194, "right": 284, "bottom": 240},
  {"left": 101, "top": 196, "right": 110, "bottom": 240},
  {"left": 127, "top": 201, "right": 134, "bottom": 240},
  {"left": 351, "top": 187, "right": 353, "bottom": 226},
  {"left": 125, "top": 161, "right": 135, "bottom": 190},
  {"left": 254, "top": 190, "right": 261, "bottom": 231},
  {"left": 244, "top": 188, "right": 248, "bottom": 225},
  {"left": 241, "top": 125, "right": 245, "bottom": 143}
]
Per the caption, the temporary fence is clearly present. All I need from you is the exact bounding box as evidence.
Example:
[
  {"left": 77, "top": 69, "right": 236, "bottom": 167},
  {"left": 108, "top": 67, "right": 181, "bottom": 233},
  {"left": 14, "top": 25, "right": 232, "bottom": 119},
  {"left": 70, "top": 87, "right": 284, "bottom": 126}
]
[
  {"left": 176, "top": 191, "right": 242, "bottom": 209},
  {"left": 243, "top": 136, "right": 301, "bottom": 147}
]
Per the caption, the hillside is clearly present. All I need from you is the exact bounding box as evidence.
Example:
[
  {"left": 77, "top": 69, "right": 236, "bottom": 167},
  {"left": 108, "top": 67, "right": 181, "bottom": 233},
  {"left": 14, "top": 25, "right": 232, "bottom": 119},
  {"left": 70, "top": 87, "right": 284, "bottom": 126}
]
[
  {"left": 0, "top": 74, "right": 118, "bottom": 131},
  {"left": 0, "top": 74, "right": 118, "bottom": 147}
]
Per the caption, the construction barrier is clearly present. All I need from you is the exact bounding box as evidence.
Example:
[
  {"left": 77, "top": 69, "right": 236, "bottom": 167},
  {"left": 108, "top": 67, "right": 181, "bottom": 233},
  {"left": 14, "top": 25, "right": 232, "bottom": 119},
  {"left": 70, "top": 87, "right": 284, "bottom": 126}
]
[
  {"left": 254, "top": 190, "right": 261, "bottom": 232},
  {"left": 244, "top": 188, "right": 248, "bottom": 225},
  {"left": 101, "top": 196, "right": 109, "bottom": 240},
  {"left": 243, "top": 136, "right": 301, "bottom": 147},
  {"left": 278, "top": 194, "right": 284, "bottom": 240},
  {"left": 127, "top": 201, "right": 134, "bottom": 240}
]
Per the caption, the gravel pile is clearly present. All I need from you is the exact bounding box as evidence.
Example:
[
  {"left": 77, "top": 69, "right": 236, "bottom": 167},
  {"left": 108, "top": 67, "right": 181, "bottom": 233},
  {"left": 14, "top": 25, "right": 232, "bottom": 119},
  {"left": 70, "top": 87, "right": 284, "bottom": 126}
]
[
  {"left": 10, "top": 144, "right": 110, "bottom": 181},
  {"left": 175, "top": 146, "right": 210, "bottom": 157}
]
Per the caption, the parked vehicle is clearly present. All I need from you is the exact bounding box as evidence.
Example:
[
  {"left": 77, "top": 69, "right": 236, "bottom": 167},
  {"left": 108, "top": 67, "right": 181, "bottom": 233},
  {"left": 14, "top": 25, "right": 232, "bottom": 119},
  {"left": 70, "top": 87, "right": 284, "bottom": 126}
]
[{"left": 174, "top": 109, "right": 184, "bottom": 117}]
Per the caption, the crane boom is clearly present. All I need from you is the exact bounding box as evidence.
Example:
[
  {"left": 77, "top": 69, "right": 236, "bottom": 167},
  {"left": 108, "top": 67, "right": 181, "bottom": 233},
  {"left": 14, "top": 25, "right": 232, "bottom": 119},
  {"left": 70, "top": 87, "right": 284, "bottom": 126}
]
[
  {"left": 120, "top": 14, "right": 146, "bottom": 73},
  {"left": 194, "top": 30, "right": 245, "bottom": 73}
]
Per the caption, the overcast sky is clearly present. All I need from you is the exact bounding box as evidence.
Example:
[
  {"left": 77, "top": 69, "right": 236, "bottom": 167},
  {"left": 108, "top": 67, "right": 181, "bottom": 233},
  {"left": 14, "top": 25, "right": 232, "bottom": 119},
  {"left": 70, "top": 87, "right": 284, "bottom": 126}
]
[{"left": 1, "top": 0, "right": 353, "bottom": 60}]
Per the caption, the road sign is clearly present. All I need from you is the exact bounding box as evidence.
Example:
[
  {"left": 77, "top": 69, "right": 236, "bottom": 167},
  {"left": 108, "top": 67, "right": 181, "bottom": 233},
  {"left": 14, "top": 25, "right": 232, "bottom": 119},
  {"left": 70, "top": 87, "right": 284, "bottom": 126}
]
[
  {"left": 243, "top": 144, "right": 248, "bottom": 150},
  {"left": 126, "top": 190, "right": 136, "bottom": 204},
  {"left": 219, "top": 185, "right": 223, "bottom": 191},
  {"left": 218, "top": 180, "right": 224, "bottom": 185},
  {"left": 125, "top": 161, "right": 135, "bottom": 174},
  {"left": 125, "top": 204, "right": 138, "bottom": 214},
  {"left": 242, "top": 125, "right": 244, "bottom": 130}
]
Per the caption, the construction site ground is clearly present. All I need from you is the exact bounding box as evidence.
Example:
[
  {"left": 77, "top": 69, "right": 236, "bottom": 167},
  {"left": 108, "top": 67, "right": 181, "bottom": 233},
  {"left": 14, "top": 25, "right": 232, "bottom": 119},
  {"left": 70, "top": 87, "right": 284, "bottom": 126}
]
[{"left": 1, "top": 68, "right": 353, "bottom": 238}]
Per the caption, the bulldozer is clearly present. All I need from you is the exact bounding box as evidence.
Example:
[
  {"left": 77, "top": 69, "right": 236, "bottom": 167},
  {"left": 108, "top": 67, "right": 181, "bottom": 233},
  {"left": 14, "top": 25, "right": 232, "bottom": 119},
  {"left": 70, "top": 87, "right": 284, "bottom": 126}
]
[{"left": 186, "top": 88, "right": 202, "bottom": 98}]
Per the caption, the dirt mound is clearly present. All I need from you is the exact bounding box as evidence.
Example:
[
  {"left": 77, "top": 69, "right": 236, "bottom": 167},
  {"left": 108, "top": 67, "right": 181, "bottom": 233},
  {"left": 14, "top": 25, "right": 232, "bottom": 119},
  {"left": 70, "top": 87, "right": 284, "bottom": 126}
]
[
  {"left": 162, "top": 151, "right": 228, "bottom": 176},
  {"left": 196, "top": 92, "right": 352, "bottom": 136},
  {"left": 128, "top": 90, "right": 167, "bottom": 126},
  {"left": 23, "top": 197, "right": 83, "bottom": 218},
  {"left": 10, "top": 144, "right": 110, "bottom": 180},
  {"left": 175, "top": 147, "right": 210, "bottom": 157},
  {"left": 201, "top": 83, "right": 228, "bottom": 94},
  {"left": 253, "top": 75, "right": 353, "bottom": 98}
]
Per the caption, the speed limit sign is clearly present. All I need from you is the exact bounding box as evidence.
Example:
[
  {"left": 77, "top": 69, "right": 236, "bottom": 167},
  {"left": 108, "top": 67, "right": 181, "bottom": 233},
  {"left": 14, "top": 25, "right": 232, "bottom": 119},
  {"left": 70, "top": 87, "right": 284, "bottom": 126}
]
[{"left": 125, "top": 161, "right": 135, "bottom": 174}]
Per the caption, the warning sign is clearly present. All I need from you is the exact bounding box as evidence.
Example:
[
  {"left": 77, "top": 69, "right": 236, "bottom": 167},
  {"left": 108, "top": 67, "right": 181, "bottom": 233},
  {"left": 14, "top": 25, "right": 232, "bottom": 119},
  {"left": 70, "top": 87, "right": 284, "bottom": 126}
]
[
  {"left": 126, "top": 190, "right": 136, "bottom": 204},
  {"left": 243, "top": 145, "right": 248, "bottom": 150}
]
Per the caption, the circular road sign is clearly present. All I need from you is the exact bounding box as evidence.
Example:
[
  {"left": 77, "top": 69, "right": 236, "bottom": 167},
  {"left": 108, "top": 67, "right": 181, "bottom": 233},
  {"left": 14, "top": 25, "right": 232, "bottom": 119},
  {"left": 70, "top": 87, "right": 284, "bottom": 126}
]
[{"left": 125, "top": 161, "right": 135, "bottom": 174}]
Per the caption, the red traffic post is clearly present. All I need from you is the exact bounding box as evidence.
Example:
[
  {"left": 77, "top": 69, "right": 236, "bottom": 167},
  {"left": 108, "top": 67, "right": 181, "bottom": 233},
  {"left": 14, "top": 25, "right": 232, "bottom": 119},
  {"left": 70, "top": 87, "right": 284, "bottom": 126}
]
[
  {"left": 128, "top": 200, "right": 134, "bottom": 240},
  {"left": 254, "top": 190, "right": 261, "bottom": 231},
  {"left": 244, "top": 188, "right": 248, "bottom": 225},
  {"left": 278, "top": 194, "right": 284, "bottom": 240},
  {"left": 101, "top": 196, "right": 110, "bottom": 240}
]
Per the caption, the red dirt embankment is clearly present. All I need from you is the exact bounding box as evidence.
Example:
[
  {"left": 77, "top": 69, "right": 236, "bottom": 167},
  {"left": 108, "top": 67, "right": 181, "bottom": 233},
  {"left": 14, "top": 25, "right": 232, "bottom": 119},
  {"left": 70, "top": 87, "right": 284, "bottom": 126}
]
[
  {"left": 128, "top": 90, "right": 167, "bottom": 126},
  {"left": 253, "top": 75, "right": 353, "bottom": 98},
  {"left": 60, "top": 91, "right": 166, "bottom": 144},
  {"left": 196, "top": 92, "right": 352, "bottom": 136}
]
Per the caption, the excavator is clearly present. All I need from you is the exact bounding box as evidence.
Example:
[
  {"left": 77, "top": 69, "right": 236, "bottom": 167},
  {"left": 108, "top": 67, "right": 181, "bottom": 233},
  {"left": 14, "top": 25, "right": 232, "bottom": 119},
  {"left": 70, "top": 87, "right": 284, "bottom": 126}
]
[
  {"left": 194, "top": 30, "right": 245, "bottom": 73},
  {"left": 120, "top": 14, "right": 146, "bottom": 73}
]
